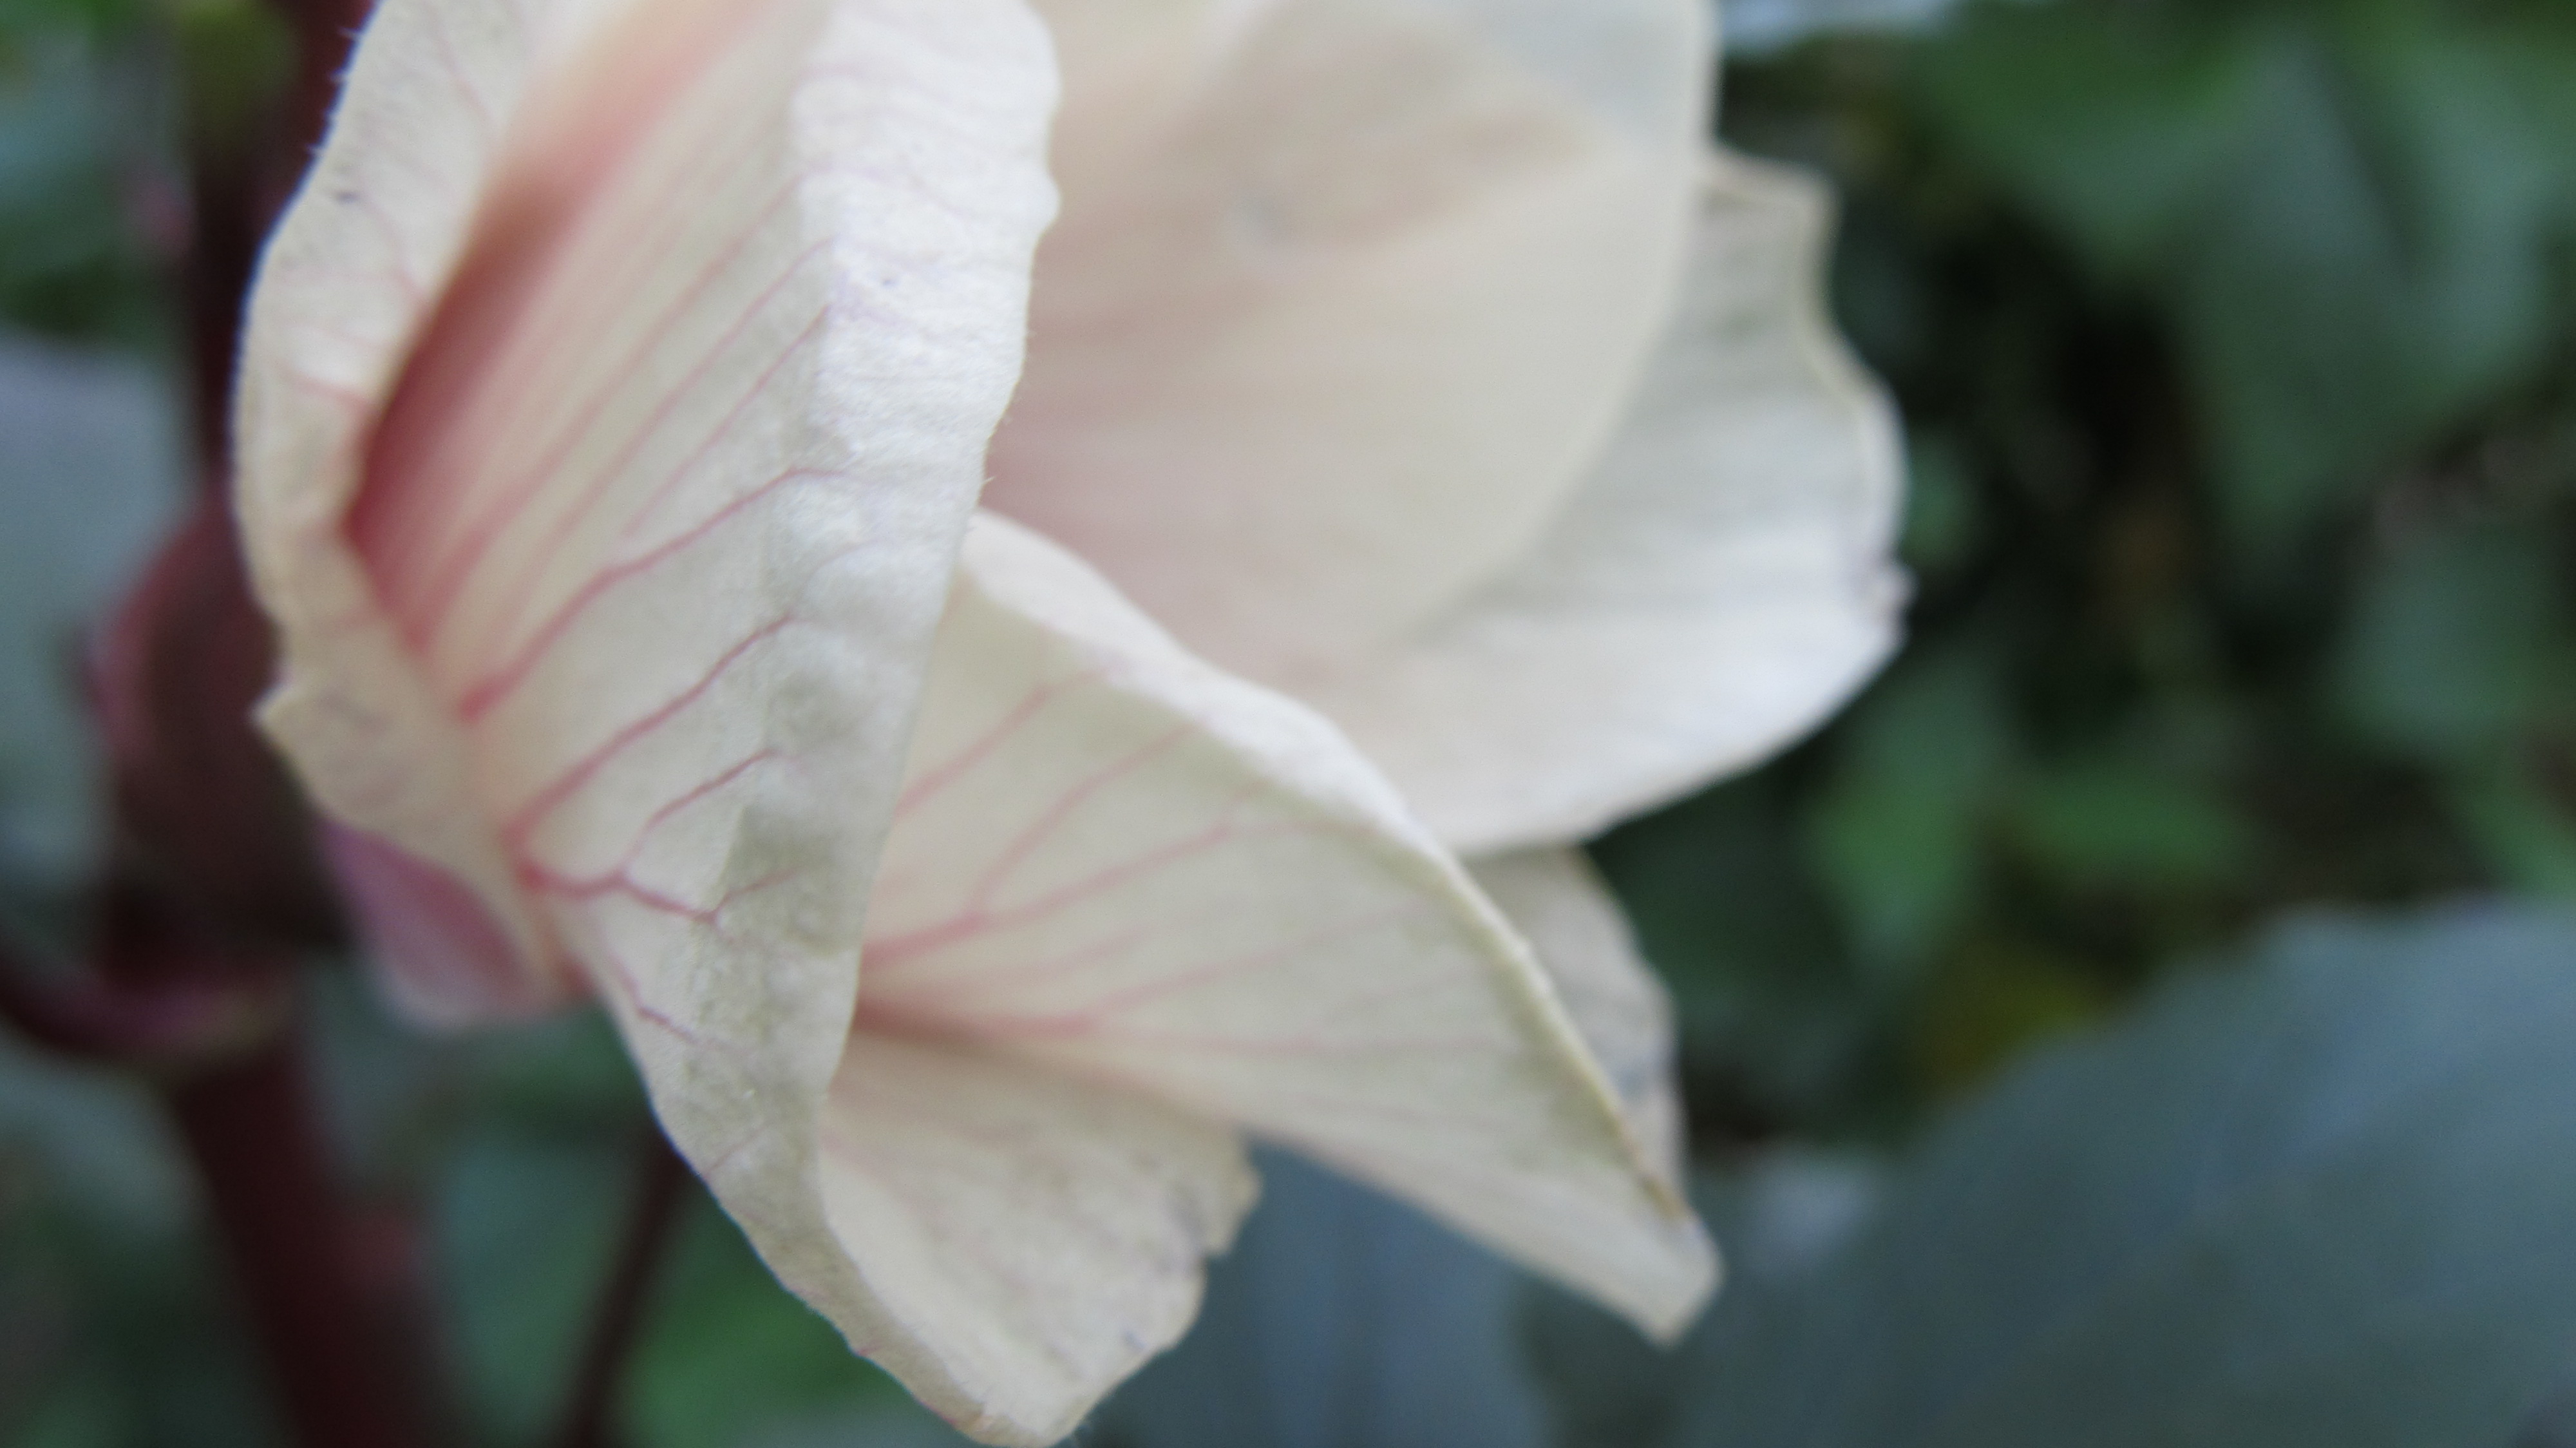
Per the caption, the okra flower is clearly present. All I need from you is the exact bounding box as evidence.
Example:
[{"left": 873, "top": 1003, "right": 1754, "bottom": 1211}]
[{"left": 231, "top": 0, "right": 1900, "bottom": 1440}]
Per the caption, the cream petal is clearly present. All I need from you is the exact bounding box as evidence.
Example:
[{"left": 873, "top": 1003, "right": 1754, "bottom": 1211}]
[
  {"left": 236, "top": 0, "right": 1056, "bottom": 1013},
  {"left": 855, "top": 513, "right": 1716, "bottom": 1358},
  {"left": 815, "top": 1034, "right": 1256, "bottom": 1446},
  {"left": 985, "top": 0, "right": 1707, "bottom": 685},
  {"left": 1300, "top": 151, "right": 1909, "bottom": 852},
  {"left": 232, "top": 0, "right": 1062, "bottom": 1402},
  {"left": 1469, "top": 847, "right": 1687, "bottom": 1189},
  {"left": 234, "top": 0, "right": 630, "bottom": 1020}
]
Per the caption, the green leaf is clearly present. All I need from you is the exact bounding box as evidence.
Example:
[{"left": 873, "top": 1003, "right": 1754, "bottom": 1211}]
[
  {"left": 1908, "top": 936, "right": 2110, "bottom": 1094},
  {"left": 1625, "top": 903, "right": 2576, "bottom": 1448},
  {"left": 2450, "top": 768, "right": 2576, "bottom": 904},
  {"left": 1802, "top": 642, "right": 2014, "bottom": 979},
  {"left": 0, "top": 12, "right": 174, "bottom": 343},
  {"left": 2172, "top": 19, "right": 2555, "bottom": 546},
  {"left": 2002, "top": 754, "right": 2257, "bottom": 891},
  {"left": 1916, "top": 5, "right": 2260, "bottom": 279},
  {"left": 1895, "top": 432, "right": 1985, "bottom": 576},
  {"left": 2334, "top": 520, "right": 2565, "bottom": 761},
  {"left": 1916, "top": 3, "right": 2576, "bottom": 548}
]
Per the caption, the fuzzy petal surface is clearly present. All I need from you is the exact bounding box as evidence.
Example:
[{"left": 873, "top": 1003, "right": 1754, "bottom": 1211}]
[
  {"left": 231, "top": 0, "right": 1062, "bottom": 1404},
  {"left": 985, "top": 0, "right": 1707, "bottom": 685},
  {"left": 1300, "top": 152, "right": 1908, "bottom": 850},
  {"left": 841, "top": 515, "right": 1713, "bottom": 1404}
]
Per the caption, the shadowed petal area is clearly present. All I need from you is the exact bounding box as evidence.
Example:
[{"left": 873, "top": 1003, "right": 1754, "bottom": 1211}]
[
  {"left": 323, "top": 824, "right": 533, "bottom": 1020},
  {"left": 855, "top": 515, "right": 1716, "bottom": 1376},
  {"left": 815, "top": 1036, "right": 1256, "bottom": 1445},
  {"left": 230, "top": 0, "right": 1063, "bottom": 1415},
  {"left": 985, "top": 0, "right": 1706, "bottom": 685},
  {"left": 1470, "top": 847, "right": 1687, "bottom": 1189},
  {"left": 1300, "top": 152, "right": 1908, "bottom": 851}
]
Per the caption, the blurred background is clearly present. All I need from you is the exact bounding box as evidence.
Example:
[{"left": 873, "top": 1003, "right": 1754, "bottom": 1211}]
[{"left": 6, "top": 0, "right": 2576, "bottom": 1444}]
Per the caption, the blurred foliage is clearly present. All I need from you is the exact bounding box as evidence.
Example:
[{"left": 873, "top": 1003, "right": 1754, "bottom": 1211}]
[
  {"left": 0, "top": 1037, "right": 276, "bottom": 1448},
  {"left": 1601, "top": 0, "right": 2576, "bottom": 1146},
  {"left": 1091, "top": 1150, "right": 1548, "bottom": 1448},
  {"left": 0, "top": 335, "right": 183, "bottom": 917},
  {"left": 5, "top": 0, "right": 2576, "bottom": 1443},
  {"left": 1531, "top": 905, "right": 2576, "bottom": 1448},
  {"left": 0, "top": 0, "right": 187, "bottom": 926},
  {"left": 0, "top": 0, "right": 178, "bottom": 344}
]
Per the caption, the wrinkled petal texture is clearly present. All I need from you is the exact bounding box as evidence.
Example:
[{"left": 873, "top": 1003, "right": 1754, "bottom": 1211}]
[
  {"left": 1302, "top": 153, "right": 1909, "bottom": 850},
  {"left": 232, "top": 0, "right": 1059, "bottom": 1398},
  {"left": 985, "top": 0, "right": 1707, "bottom": 684},
  {"left": 809, "top": 514, "right": 1711, "bottom": 1440}
]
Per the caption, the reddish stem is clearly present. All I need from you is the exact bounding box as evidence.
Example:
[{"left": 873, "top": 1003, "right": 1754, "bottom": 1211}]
[
  {"left": 164, "top": 1016, "right": 430, "bottom": 1448},
  {"left": 88, "top": 4, "right": 441, "bottom": 1445},
  {"left": 552, "top": 1131, "right": 694, "bottom": 1448},
  {"left": 0, "top": 944, "right": 281, "bottom": 1063}
]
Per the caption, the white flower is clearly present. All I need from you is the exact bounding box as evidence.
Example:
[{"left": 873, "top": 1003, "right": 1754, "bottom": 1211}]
[{"left": 231, "top": 0, "right": 1902, "bottom": 1440}]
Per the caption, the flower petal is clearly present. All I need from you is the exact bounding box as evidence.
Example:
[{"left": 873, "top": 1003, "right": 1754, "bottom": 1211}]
[
  {"left": 1300, "top": 151, "right": 1908, "bottom": 850},
  {"left": 236, "top": 0, "right": 1056, "bottom": 1007},
  {"left": 856, "top": 513, "right": 1716, "bottom": 1353},
  {"left": 1470, "top": 847, "right": 1686, "bottom": 1188},
  {"left": 815, "top": 1034, "right": 1255, "bottom": 1446},
  {"left": 232, "top": 0, "right": 1063, "bottom": 1402},
  {"left": 984, "top": 0, "right": 1707, "bottom": 685}
]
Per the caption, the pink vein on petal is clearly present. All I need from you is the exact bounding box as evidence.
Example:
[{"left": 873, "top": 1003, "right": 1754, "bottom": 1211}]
[
  {"left": 605, "top": 301, "right": 833, "bottom": 543},
  {"left": 866, "top": 923, "right": 1150, "bottom": 996},
  {"left": 454, "top": 466, "right": 844, "bottom": 720},
  {"left": 864, "top": 797, "right": 1274, "bottom": 976},
  {"left": 864, "top": 906, "right": 1424, "bottom": 1043},
  {"left": 523, "top": 861, "right": 799, "bottom": 925},
  {"left": 525, "top": 745, "right": 781, "bottom": 893},
  {"left": 958, "top": 726, "right": 1194, "bottom": 913},
  {"left": 422, "top": 4, "right": 500, "bottom": 145},
  {"left": 497, "top": 614, "right": 796, "bottom": 843},
  {"left": 399, "top": 160, "right": 800, "bottom": 611},
  {"left": 431, "top": 110, "right": 789, "bottom": 491},
  {"left": 287, "top": 371, "right": 372, "bottom": 410},
  {"left": 401, "top": 244, "right": 828, "bottom": 651},
  {"left": 311, "top": 191, "right": 426, "bottom": 303},
  {"left": 892, "top": 671, "right": 1099, "bottom": 820}
]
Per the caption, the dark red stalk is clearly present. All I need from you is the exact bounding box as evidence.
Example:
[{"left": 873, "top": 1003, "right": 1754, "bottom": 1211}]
[
  {"left": 551, "top": 1132, "right": 694, "bottom": 1448},
  {"left": 0, "top": 938, "right": 281, "bottom": 1063},
  {"left": 180, "top": 148, "right": 258, "bottom": 479},
  {"left": 0, "top": 886, "right": 426, "bottom": 1448},
  {"left": 164, "top": 1017, "right": 430, "bottom": 1448},
  {"left": 32, "top": 4, "right": 446, "bottom": 1446}
]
